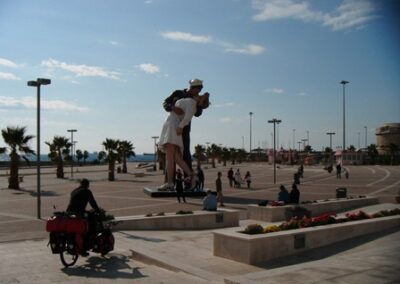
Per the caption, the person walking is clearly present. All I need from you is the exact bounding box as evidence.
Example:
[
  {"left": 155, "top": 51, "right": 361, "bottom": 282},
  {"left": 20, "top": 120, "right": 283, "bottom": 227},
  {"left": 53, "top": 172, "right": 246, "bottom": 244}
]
[
  {"left": 197, "top": 166, "right": 205, "bottom": 191},
  {"left": 244, "top": 171, "right": 252, "bottom": 189},
  {"left": 227, "top": 168, "right": 234, "bottom": 188},
  {"left": 175, "top": 169, "right": 186, "bottom": 203},
  {"left": 216, "top": 171, "right": 224, "bottom": 207},
  {"left": 336, "top": 163, "right": 342, "bottom": 179},
  {"left": 234, "top": 169, "right": 242, "bottom": 188}
]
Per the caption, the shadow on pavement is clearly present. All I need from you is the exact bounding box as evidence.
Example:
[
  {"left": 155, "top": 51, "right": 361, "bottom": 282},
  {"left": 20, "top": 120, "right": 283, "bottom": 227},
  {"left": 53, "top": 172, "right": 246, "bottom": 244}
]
[
  {"left": 256, "top": 227, "right": 400, "bottom": 269},
  {"left": 10, "top": 188, "right": 60, "bottom": 197},
  {"left": 61, "top": 253, "right": 148, "bottom": 280}
]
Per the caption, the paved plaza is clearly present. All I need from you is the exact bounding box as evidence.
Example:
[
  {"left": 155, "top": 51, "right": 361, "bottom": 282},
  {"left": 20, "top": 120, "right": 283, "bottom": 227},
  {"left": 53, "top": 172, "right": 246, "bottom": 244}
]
[{"left": 0, "top": 162, "right": 399, "bottom": 283}]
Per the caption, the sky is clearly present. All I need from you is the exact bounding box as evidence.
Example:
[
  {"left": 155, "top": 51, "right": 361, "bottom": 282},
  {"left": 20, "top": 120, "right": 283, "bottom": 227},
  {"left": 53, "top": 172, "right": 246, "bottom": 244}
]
[{"left": 1, "top": 0, "right": 399, "bottom": 154}]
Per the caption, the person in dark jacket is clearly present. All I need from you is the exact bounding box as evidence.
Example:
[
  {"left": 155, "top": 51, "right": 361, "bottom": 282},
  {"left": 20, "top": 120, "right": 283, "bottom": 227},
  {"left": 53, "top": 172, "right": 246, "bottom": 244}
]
[
  {"left": 289, "top": 183, "right": 300, "bottom": 204},
  {"left": 67, "top": 179, "right": 100, "bottom": 214},
  {"left": 278, "top": 185, "right": 290, "bottom": 204},
  {"left": 162, "top": 79, "right": 207, "bottom": 181},
  {"left": 66, "top": 178, "right": 100, "bottom": 256}
]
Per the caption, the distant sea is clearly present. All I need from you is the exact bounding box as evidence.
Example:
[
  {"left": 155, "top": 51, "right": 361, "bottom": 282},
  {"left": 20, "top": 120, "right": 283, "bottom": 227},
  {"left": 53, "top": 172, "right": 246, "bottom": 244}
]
[{"left": 0, "top": 153, "right": 155, "bottom": 163}]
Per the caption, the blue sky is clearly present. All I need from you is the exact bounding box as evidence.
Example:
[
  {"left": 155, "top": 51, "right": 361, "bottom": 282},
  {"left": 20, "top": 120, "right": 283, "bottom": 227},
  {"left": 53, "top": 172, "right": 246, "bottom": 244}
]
[{"left": 1, "top": 0, "right": 399, "bottom": 154}]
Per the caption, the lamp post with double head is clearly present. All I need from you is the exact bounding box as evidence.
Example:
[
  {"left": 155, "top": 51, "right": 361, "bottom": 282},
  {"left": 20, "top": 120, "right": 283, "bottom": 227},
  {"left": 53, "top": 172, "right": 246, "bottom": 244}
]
[
  {"left": 27, "top": 78, "right": 51, "bottom": 219},
  {"left": 67, "top": 129, "right": 77, "bottom": 178},
  {"left": 151, "top": 136, "right": 159, "bottom": 171},
  {"left": 268, "top": 118, "right": 282, "bottom": 184},
  {"left": 326, "top": 132, "right": 336, "bottom": 165}
]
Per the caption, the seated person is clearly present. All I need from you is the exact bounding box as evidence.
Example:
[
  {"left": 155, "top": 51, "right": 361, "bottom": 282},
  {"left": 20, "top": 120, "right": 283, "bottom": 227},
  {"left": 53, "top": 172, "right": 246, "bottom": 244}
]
[
  {"left": 202, "top": 190, "right": 217, "bottom": 211},
  {"left": 278, "top": 185, "right": 290, "bottom": 204},
  {"left": 289, "top": 183, "right": 300, "bottom": 204}
]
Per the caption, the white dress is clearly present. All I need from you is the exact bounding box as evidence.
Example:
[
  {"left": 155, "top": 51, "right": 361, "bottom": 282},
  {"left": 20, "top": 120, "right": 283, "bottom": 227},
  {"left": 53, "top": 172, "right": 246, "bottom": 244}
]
[{"left": 159, "top": 97, "right": 197, "bottom": 153}]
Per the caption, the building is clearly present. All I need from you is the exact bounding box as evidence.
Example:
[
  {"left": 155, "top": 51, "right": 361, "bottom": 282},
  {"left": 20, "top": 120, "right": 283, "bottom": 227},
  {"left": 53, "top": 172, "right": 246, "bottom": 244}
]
[{"left": 376, "top": 123, "right": 400, "bottom": 155}]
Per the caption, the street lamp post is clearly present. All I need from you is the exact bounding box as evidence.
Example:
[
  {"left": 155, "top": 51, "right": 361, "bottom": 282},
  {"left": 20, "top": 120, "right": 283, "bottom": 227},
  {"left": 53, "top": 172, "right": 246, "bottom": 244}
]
[
  {"left": 151, "top": 136, "right": 159, "bottom": 171},
  {"left": 268, "top": 118, "right": 282, "bottom": 184},
  {"left": 27, "top": 78, "right": 51, "bottom": 219},
  {"left": 364, "top": 126, "right": 368, "bottom": 148},
  {"left": 307, "top": 130, "right": 309, "bottom": 146},
  {"left": 326, "top": 132, "right": 336, "bottom": 165},
  {"left": 67, "top": 129, "right": 77, "bottom": 178},
  {"left": 249, "top": 112, "right": 253, "bottom": 153},
  {"left": 301, "top": 139, "right": 308, "bottom": 150},
  {"left": 292, "top": 129, "right": 295, "bottom": 150},
  {"left": 297, "top": 141, "right": 302, "bottom": 151},
  {"left": 340, "top": 80, "right": 349, "bottom": 150}
]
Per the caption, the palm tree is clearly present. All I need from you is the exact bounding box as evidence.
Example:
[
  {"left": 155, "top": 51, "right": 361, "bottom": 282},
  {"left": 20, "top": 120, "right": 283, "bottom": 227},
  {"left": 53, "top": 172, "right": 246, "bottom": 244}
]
[
  {"left": 1, "top": 126, "right": 35, "bottom": 189},
  {"left": 367, "top": 144, "right": 379, "bottom": 165},
  {"left": 118, "top": 140, "right": 136, "bottom": 173},
  {"left": 46, "top": 136, "right": 71, "bottom": 178},
  {"left": 83, "top": 150, "right": 89, "bottom": 164},
  {"left": 97, "top": 151, "right": 106, "bottom": 164},
  {"left": 76, "top": 149, "right": 83, "bottom": 165},
  {"left": 207, "top": 144, "right": 221, "bottom": 168},
  {"left": 348, "top": 145, "right": 356, "bottom": 151},
  {"left": 102, "top": 138, "right": 119, "bottom": 181},
  {"left": 193, "top": 144, "right": 206, "bottom": 168},
  {"left": 387, "top": 143, "right": 399, "bottom": 165},
  {"left": 236, "top": 148, "right": 247, "bottom": 163},
  {"left": 229, "top": 148, "right": 237, "bottom": 165},
  {"left": 304, "top": 145, "right": 313, "bottom": 154},
  {"left": 220, "top": 147, "right": 231, "bottom": 166}
]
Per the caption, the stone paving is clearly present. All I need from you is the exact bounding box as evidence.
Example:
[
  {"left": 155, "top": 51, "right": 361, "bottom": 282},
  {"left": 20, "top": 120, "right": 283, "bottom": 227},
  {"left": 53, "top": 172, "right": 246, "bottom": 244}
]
[{"left": 0, "top": 163, "right": 399, "bottom": 283}]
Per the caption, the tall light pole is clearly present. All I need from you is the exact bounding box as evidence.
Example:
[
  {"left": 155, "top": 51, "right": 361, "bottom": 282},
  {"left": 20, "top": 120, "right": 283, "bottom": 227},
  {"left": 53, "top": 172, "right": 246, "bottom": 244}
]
[
  {"left": 292, "top": 129, "right": 295, "bottom": 150},
  {"left": 340, "top": 80, "right": 349, "bottom": 150},
  {"left": 67, "top": 129, "right": 77, "bottom": 178},
  {"left": 27, "top": 78, "right": 51, "bottom": 219},
  {"left": 306, "top": 130, "right": 309, "bottom": 146},
  {"left": 364, "top": 126, "right": 368, "bottom": 148},
  {"left": 327, "top": 132, "right": 336, "bottom": 165},
  {"left": 268, "top": 118, "right": 281, "bottom": 184},
  {"left": 151, "top": 136, "right": 159, "bottom": 171},
  {"left": 358, "top": 132, "right": 360, "bottom": 149},
  {"left": 297, "top": 141, "right": 302, "bottom": 151},
  {"left": 249, "top": 112, "right": 253, "bottom": 153}
]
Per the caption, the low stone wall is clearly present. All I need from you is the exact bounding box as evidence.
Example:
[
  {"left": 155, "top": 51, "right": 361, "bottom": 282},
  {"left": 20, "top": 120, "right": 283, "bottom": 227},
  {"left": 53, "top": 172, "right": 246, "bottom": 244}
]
[
  {"left": 114, "top": 208, "right": 239, "bottom": 231},
  {"left": 248, "top": 196, "right": 379, "bottom": 222},
  {"left": 213, "top": 215, "right": 400, "bottom": 264}
]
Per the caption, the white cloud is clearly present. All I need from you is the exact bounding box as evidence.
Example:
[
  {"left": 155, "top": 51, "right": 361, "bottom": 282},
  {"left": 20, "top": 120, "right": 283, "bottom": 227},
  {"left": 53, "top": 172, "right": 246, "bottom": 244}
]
[
  {"left": 0, "top": 57, "right": 19, "bottom": 68},
  {"left": 136, "top": 63, "right": 160, "bottom": 74},
  {"left": 213, "top": 102, "right": 235, "bottom": 108},
  {"left": 265, "top": 88, "right": 284, "bottom": 94},
  {"left": 0, "top": 72, "right": 21, "bottom": 81},
  {"left": 161, "top": 31, "right": 213, "bottom": 43},
  {"left": 0, "top": 96, "right": 89, "bottom": 112},
  {"left": 251, "top": 0, "right": 377, "bottom": 31},
  {"left": 109, "top": 41, "right": 119, "bottom": 46},
  {"left": 220, "top": 117, "right": 233, "bottom": 123},
  {"left": 224, "top": 43, "right": 265, "bottom": 55},
  {"left": 41, "top": 58, "right": 121, "bottom": 80}
]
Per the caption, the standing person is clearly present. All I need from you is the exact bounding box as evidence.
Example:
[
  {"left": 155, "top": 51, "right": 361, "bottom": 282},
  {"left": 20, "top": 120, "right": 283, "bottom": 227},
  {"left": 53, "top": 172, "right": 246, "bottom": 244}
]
[
  {"left": 175, "top": 169, "right": 186, "bottom": 203},
  {"left": 157, "top": 93, "right": 210, "bottom": 190},
  {"left": 244, "top": 171, "right": 252, "bottom": 189},
  {"left": 336, "top": 163, "right": 342, "bottom": 179},
  {"left": 216, "top": 171, "right": 224, "bottom": 207},
  {"left": 227, "top": 168, "right": 234, "bottom": 187},
  {"left": 234, "top": 169, "right": 242, "bottom": 188},
  {"left": 289, "top": 183, "right": 300, "bottom": 204},
  {"left": 163, "top": 79, "right": 208, "bottom": 180},
  {"left": 197, "top": 166, "right": 205, "bottom": 191}
]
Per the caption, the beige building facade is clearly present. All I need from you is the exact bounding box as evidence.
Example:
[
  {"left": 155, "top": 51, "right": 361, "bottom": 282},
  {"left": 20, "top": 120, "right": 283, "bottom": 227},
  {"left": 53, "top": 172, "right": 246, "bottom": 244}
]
[{"left": 376, "top": 123, "right": 400, "bottom": 154}]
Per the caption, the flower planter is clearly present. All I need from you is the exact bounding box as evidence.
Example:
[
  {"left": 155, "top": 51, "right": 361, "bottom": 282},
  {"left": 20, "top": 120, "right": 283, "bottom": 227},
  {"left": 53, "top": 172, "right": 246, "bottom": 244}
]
[{"left": 213, "top": 215, "right": 400, "bottom": 264}]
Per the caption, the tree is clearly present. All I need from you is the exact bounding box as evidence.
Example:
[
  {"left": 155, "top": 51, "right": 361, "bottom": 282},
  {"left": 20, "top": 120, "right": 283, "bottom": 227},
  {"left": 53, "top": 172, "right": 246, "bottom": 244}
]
[
  {"left": 304, "top": 145, "right": 313, "bottom": 154},
  {"left": 229, "top": 148, "right": 237, "bottom": 165},
  {"left": 1, "top": 126, "right": 35, "bottom": 189},
  {"left": 387, "top": 143, "right": 399, "bottom": 165},
  {"left": 236, "top": 148, "right": 247, "bottom": 163},
  {"left": 348, "top": 145, "right": 356, "bottom": 151},
  {"left": 220, "top": 147, "right": 231, "bottom": 166},
  {"left": 83, "top": 150, "right": 89, "bottom": 165},
  {"left": 97, "top": 151, "right": 106, "bottom": 163},
  {"left": 118, "top": 140, "right": 136, "bottom": 173},
  {"left": 324, "top": 147, "right": 333, "bottom": 163},
  {"left": 193, "top": 144, "right": 206, "bottom": 168},
  {"left": 102, "top": 138, "right": 119, "bottom": 181},
  {"left": 367, "top": 144, "right": 379, "bottom": 164},
  {"left": 207, "top": 144, "right": 221, "bottom": 168},
  {"left": 46, "top": 136, "right": 71, "bottom": 178},
  {"left": 76, "top": 149, "right": 83, "bottom": 165}
]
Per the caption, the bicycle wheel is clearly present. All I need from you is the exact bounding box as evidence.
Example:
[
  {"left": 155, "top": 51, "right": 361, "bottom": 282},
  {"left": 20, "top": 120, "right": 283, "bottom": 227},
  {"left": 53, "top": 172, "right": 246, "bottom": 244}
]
[{"left": 59, "top": 240, "right": 79, "bottom": 267}]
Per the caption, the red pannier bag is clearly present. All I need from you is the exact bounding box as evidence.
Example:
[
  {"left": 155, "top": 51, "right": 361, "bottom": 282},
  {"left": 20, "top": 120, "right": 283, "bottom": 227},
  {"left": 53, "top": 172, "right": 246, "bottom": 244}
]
[{"left": 46, "top": 216, "right": 88, "bottom": 234}]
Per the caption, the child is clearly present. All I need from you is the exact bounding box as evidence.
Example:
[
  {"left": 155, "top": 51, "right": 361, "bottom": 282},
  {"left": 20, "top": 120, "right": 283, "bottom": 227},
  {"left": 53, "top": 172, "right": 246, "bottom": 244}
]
[
  {"left": 175, "top": 169, "right": 186, "bottom": 203},
  {"left": 244, "top": 171, "right": 252, "bottom": 189},
  {"left": 157, "top": 93, "right": 210, "bottom": 190}
]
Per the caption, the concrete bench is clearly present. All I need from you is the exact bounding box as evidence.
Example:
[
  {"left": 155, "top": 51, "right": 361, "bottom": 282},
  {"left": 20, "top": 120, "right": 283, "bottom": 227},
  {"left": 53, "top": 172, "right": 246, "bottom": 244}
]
[
  {"left": 248, "top": 196, "right": 379, "bottom": 222},
  {"left": 113, "top": 208, "right": 239, "bottom": 231},
  {"left": 214, "top": 214, "right": 400, "bottom": 264}
]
